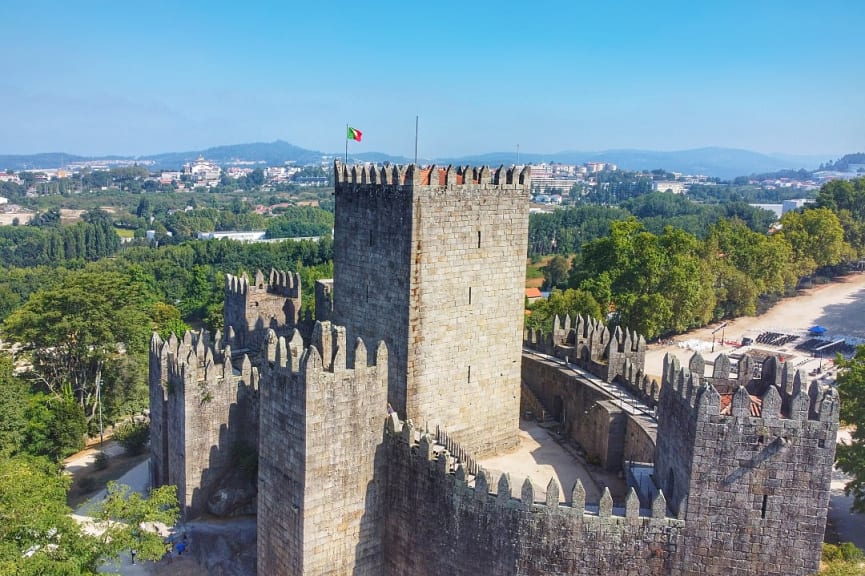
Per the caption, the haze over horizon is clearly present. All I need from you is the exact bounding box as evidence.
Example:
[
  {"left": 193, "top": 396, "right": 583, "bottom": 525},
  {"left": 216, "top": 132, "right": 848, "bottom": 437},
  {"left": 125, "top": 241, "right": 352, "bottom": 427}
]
[{"left": 2, "top": 0, "right": 863, "bottom": 159}]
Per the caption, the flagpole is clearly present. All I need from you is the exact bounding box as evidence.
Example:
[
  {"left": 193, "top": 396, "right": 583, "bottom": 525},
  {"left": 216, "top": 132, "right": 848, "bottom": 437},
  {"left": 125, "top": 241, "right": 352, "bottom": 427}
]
[
  {"left": 414, "top": 115, "right": 418, "bottom": 165},
  {"left": 345, "top": 124, "right": 348, "bottom": 165}
]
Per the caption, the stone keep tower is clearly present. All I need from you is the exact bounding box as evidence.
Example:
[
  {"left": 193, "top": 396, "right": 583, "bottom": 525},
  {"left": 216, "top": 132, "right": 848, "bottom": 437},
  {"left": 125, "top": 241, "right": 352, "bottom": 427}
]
[{"left": 332, "top": 162, "right": 531, "bottom": 456}]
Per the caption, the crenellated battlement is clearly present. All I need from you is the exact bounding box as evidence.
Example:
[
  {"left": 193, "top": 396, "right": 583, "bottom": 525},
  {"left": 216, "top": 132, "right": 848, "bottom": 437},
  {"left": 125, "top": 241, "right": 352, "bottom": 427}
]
[
  {"left": 149, "top": 326, "right": 260, "bottom": 518},
  {"left": 655, "top": 351, "right": 839, "bottom": 575},
  {"left": 659, "top": 351, "right": 839, "bottom": 428},
  {"left": 258, "top": 321, "right": 387, "bottom": 380},
  {"left": 223, "top": 268, "right": 302, "bottom": 350},
  {"left": 334, "top": 160, "right": 531, "bottom": 188},
  {"left": 257, "top": 321, "right": 389, "bottom": 576},
  {"left": 225, "top": 269, "right": 302, "bottom": 298},
  {"left": 524, "top": 315, "right": 650, "bottom": 395},
  {"left": 150, "top": 329, "right": 256, "bottom": 392},
  {"left": 384, "top": 413, "right": 680, "bottom": 526}
]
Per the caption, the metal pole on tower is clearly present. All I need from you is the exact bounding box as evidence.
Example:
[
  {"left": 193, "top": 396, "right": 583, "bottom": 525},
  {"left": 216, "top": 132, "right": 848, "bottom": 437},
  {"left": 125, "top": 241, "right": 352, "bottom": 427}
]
[
  {"left": 345, "top": 124, "right": 348, "bottom": 165},
  {"left": 414, "top": 115, "right": 419, "bottom": 165}
]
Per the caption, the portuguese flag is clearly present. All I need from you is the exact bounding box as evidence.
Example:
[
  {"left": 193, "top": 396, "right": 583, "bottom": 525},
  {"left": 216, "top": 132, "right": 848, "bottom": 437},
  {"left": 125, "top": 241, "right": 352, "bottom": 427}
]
[{"left": 347, "top": 126, "right": 363, "bottom": 142}]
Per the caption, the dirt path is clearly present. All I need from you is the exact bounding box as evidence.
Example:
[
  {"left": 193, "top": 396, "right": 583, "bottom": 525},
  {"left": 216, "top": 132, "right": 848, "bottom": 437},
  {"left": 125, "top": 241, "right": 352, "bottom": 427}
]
[{"left": 644, "top": 273, "right": 865, "bottom": 379}]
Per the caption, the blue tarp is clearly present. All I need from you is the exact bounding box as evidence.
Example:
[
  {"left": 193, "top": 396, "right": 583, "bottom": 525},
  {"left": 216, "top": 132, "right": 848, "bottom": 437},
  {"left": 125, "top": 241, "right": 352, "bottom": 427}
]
[{"left": 809, "top": 325, "right": 827, "bottom": 334}]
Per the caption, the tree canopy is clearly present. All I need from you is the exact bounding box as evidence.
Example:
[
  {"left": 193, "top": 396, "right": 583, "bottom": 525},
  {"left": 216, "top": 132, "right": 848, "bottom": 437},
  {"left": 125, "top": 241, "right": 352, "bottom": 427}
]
[
  {"left": 0, "top": 455, "right": 178, "bottom": 574},
  {"left": 836, "top": 345, "right": 865, "bottom": 513}
]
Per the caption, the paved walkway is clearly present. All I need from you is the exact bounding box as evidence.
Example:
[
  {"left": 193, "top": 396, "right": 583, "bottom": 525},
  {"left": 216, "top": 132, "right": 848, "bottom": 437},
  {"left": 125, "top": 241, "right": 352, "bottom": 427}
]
[
  {"left": 828, "top": 429, "right": 865, "bottom": 550},
  {"left": 522, "top": 347, "right": 658, "bottom": 429},
  {"left": 72, "top": 457, "right": 163, "bottom": 575}
]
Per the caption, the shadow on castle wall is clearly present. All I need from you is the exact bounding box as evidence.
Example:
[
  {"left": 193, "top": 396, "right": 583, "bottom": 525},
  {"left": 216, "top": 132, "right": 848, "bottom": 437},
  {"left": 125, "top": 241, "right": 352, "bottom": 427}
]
[
  {"left": 190, "top": 396, "right": 259, "bottom": 518},
  {"left": 381, "top": 415, "right": 681, "bottom": 575}
]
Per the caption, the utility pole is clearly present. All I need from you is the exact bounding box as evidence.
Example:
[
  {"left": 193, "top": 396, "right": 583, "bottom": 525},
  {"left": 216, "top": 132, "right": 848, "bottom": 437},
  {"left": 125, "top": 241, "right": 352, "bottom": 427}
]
[{"left": 96, "top": 362, "right": 104, "bottom": 449}]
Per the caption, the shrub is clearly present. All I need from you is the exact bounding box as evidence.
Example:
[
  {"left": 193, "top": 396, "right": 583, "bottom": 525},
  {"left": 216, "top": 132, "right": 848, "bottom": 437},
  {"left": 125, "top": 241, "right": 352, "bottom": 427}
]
[
  {"left": 78, "top": 476, "right": 97, "bottom": 494},
  {"left": 94, "top": 451, "right": 110, "bottom": 470},
  {"left": 114, "top": 420, "right": 150, "bottom": 456},
  {"left": 839, "top": 542, "right": 864, "bottom": 562},
  {"left": 823, "top": 543, "right": 843, "bottom": 563}
]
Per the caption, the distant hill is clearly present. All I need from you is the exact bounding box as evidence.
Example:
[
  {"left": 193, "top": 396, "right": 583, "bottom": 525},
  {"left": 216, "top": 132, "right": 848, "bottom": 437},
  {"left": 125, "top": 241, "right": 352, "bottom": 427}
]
[
  {"left": 0, "top": 152, "right": 122, "bottom": 171},
  {"left": 0, "top": 142, "right": 848, "bottom": 180},
  {"left": 141, "top": 140, "right": 326, "bottom": 168},
  {"left": 820, "top": 153, "right": 865, "bottom": 172},
  {"left": 437, "top": 147, "right": 827, "bottom": 180}
]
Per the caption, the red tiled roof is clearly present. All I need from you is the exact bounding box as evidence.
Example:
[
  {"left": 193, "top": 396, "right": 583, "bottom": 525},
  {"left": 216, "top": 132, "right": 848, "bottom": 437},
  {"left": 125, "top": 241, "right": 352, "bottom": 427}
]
[
  {"left": 525, "top": 288, "right": 542, "bottom": 298},
  {"left": 719, "top": 393, "right": 763, "bottom": 417}
]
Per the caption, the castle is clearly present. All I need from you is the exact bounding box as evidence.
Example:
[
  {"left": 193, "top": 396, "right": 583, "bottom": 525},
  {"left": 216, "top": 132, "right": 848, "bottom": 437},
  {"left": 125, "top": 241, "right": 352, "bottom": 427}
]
[{"left": 149, "top": 161, "right": 839, "bottom": 575}]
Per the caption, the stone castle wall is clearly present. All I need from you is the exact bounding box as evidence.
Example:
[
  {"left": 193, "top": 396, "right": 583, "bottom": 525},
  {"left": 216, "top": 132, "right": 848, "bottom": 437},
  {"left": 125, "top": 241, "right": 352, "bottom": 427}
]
[
  {"left": 525, "top": 314, "right": 654, "bottom": 403},
  {"left": 150, "top": 149, "right": 841, "bottom": 576},
  {"left": 521, "top": 352, "right": 656, "bottom": 471},
  {"left": 257, "top": 322, "right": 389, "bottom": 576},
  {"left": 333, "top": 162, "right": 531, "bottom": 456},
  {"left": 382, "top": 416, "right": 683, "bottom": 576},
  {"left": 224, "top": 269, "right": 301, "bottom": 351},
  {"left": 655, "top": 353, "right": 839, "bottom": 575},
  {"left": 149, "top": 329, "right": 259, "bottom": 518}
]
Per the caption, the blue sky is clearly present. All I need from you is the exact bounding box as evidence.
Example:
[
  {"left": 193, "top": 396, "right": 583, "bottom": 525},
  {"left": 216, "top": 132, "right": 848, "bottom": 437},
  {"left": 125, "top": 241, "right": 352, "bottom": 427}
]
[{"left": 1, "top": 0, "right": 863, "bottom": 158}]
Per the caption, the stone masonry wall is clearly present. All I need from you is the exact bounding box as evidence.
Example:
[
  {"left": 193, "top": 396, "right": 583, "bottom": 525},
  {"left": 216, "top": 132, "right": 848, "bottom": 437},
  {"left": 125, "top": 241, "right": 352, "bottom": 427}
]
[
  {"left": 653, "top": 355, "right": 697, "bottom": 518},
  {"left": 382, "top": 416, "right": 683, "bottom": 576},
  {"left": 521, "top": 353, "right": 656, "bottom": 471},
  {"left": 332, "top": 165, "right": 413, "bottom": 416},
  {"left": 153, "top": 330, "right": 259, "bottom": 519},
  {"left": 333, "top": 162, "right": 530, "bottom": 457},
  {"left": 149, "top": 333, "right": 169, "bottom": 488},
  {"left": 224, "top": 269, "right": 301, "bottom": 351},
  {"left": 258, "top": 322, "right": 389, "bottom": 576},
  {"left": 656, "top": 353, "right": 840, "bottom": 575},
  {"left": 407, "top": 166, "right": 529, "bottom": 456}
]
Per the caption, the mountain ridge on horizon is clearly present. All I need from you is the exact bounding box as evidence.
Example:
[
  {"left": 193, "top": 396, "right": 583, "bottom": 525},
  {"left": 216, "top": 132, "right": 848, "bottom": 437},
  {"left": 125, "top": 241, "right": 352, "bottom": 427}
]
[{"left": 0, "top": 140, "right": 844, "bottom": 180}]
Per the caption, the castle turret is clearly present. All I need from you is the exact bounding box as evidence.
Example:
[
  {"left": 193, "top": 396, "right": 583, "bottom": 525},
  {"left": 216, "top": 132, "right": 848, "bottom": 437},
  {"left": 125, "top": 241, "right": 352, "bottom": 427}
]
[
  {"left": 224, "top": 268, "right": 302, "bottom": 351},
  {"left": 655, "top": 353, "right": 838, "bottom": 575},
  {"left": 258, "top": 322, "right": 389, "bottom": 575}
]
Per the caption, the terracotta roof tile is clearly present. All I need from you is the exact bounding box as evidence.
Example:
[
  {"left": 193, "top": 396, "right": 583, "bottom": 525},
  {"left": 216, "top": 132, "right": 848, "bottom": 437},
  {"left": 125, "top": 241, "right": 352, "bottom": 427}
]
[{"left": 719, "top": 393, "right": 762, "bottom": 417}]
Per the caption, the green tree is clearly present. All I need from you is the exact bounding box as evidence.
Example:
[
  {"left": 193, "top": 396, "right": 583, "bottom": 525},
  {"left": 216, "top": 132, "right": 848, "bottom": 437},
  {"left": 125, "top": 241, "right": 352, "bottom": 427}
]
[
  {"left": 526, "top": 288, "right": 603, "bottom": 331},
  {"left": 96, "top": 482, "right": 179, "bottom": 564},
  {"left": 3, "top": 269, "right": 152, "bottom": 427},
  {"left": 0, "top": 454, "right": 179, "bottom": 574},
  {"left": 150, "top": 302, "right": 190, "bottom": 340},
  {"left": 0, "top": 455, "right": 102, "bottom": 574},
  {"left": 778, "top": 207, "right": 846, "bottom": 278},
  {"left": 541, "top": 255, "right": 570, "bottom": 290},
  {"left": 0, "top": 354, "right": 28, "bottom": 457},
  {"left": 836, "top": 345, "right": 865, "bottom": 513},
  {"left": 23, "top": 392, "right": 87, "bottom": 460},
  {"left": 248, "top": 168, "right": 265, "bottom": 187}
]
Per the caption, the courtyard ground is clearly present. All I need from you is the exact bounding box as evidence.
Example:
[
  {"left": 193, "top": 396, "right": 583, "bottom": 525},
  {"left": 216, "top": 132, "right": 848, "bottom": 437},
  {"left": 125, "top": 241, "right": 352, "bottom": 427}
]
[{"left": 477, "top": 419, "right": 626, "bottom": 504}]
